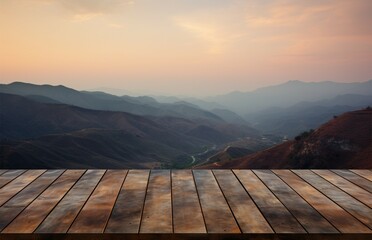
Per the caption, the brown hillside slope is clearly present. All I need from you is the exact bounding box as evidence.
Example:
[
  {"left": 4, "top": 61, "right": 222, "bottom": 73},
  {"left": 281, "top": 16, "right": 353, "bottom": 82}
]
[{"left": 204, "top": 109, "right": 372, "bottom": 169}]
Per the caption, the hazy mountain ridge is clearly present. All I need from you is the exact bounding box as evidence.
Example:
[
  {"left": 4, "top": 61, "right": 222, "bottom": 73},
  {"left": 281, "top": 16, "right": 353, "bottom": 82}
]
[
  {"left": 207, "top": 80, "right": 372, "bottom": 114},
  {"left": 210, "top": 108, "right": 249, "bottom": 125},
  {"left": 156, "top": 80, "right": 372, "bottom": 137},
  {"left": 3, "top": 80, "right": 370, "bottom": 138},
  {"left": 152, "top": 95, "right": 225, "bottom": 110},
  {"left": 246, "top": 94, "right": 372, "bottom": 137},
  {"left": 202, "top": 109, "right": 372, "bottom": 169},
  {"left": 0, "top": 82, "right": 225, "bottom": 124},
  {"left": 1, "top": 80, "right": 371, "bottom": 169},
  {"left": 0, "top": 93, "right": 258, "bottom": 168}
]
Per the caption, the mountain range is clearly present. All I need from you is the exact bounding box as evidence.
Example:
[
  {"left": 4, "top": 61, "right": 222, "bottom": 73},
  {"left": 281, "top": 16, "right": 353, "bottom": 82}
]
[
  {"left": 0, "top": 93, "right": 257, "bottom": 168},
  {"left": 0, "top": 82, "right": 225, "bottom": 124},
  {"left": 245, "top": 94, "right": 372, "bottom": 137},
  {"left": 206, "top": 80, "right": 372, "bottom": 114},
  {"left": 202, "top": 109, "right": 372, "bottom": 169},
  {"left": 0, "top": 80, "right": 371, "bottom": 168},
  {"left": 156, "top": 80, "right": 372, "bottom": 137}
]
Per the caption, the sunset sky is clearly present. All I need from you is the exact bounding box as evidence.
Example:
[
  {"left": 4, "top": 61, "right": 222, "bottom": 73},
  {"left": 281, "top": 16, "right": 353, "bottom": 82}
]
[{"left": 0, "top": 0, "right": 371, "bottom": 96}]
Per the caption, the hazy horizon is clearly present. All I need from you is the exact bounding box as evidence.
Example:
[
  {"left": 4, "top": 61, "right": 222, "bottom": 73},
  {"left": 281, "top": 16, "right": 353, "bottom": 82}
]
[
  {"left": 1, "top": 0, "right": 371, "bottom": 96},
  {"left": 1, "top": 79, "right": 372, "bottom": 98}
]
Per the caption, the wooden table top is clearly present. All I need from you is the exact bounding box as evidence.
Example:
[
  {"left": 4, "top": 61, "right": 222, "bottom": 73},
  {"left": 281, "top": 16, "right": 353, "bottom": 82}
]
[{"left": 0, "top": 169, "right": 371, "bottom": 239}]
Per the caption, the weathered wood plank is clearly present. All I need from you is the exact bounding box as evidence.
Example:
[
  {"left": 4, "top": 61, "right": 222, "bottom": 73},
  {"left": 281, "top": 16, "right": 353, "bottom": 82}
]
[
  {"left": 213, "top": 170, "right": 273, "bottom": 233},
  {"left": 0, "top": 170, "right": 7, "bottom": 176},
  {"left": 140, "top": 170, "right": 172, "bottom": 234},
  {"left": 193, "top": 170, "right": 240, "bottom": 233},
  {"left": 36, "top": 170, "right": 105, "bottom": 233},
  {"left": 2, "top": 170, "right": 84, "bottom": 233},
  {"left": 332, "top": 170, "right": 372, "bottom": 193},
  {"left": 274, "top": 170, "right": 371, "bottom": 233},
  {"left": 294, "top": 170, "right": 372, "bottom": 230},
  {"left": 0, "top": 170, "right": 45, "bottom": 207},
  {"left": 313, "top": 170, "right": 372, "bottom": 208},
  {"left": 105, "top": 170, "right": 149, "bottom": 233},
  {"left": 254, "top": 170, "right": 338, "bottom": 233},
  {"left": 0, "top": 170, "right": 64, "bottom": 231},
  {"left": 350, "top": 170, "right": 372, "bottom": 181},
  {"left": 0, "top": 170, "right": 26, "bottom": 189},
  {"left": 172, "top": 170, "right": 206, "bottom": 233},
  {"left": 234, "top": 170, "right": 305, "bottom": 233},
  {"left": 0, "top": 168, "right": 370, "bottom": 237},
  {"left": 68, "top": 170, "right": 127, "bottom": 233}
]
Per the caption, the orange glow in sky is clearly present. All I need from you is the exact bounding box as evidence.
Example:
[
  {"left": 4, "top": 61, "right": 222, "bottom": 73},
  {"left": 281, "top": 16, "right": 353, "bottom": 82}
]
[{"left": 0, "top": 0, "right": 371, "bottom": 96}]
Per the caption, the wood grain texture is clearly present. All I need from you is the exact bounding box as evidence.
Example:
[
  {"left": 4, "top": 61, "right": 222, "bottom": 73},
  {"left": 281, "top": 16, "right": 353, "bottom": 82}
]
[
  {"left": 293, "top": 170, "right": 372, "bottom": 230},
  {"left": 0, "top": 170, "right": 64, "bottom": 231},
  {"left": 313, "top": 170, "right": 372, "bottom": 208},
  {"left": 254, "top": 170, "right": 338, "bottom": 233},
  {"left": 0, "top": 170, "right": 45, "bottom": 207},
  {"left": 274, "top": 170, "right": 371, "bottom": 233},
  {"left": 0, "top": 170, "right": 25, "bottom": 189},
  {"left": 36, "top": 170, "right": 105, "bottom": 233},
  {"left": 140, "top": 170, "right": 172, "bottom": 234},
  {"left": 193, "top": 170, "right": 240, "bottom": 233},
  {"left": 234, "top": 170, "right": 305, "bottom": 233},
  {"left": 213, "top": 170, "right": 273, "bottom": 233},
  {"left": 68, "top": 170, "right": 127, "bottom": 233},
  {"left": 2, "top": 170, "right": 84, "bottom": 233},
  {"left": 332, "top": 170, "right": 372, "bottom": 193},
  {"left": 350, "top": 170, "right": 372, "bottom": 181},
  {"left": 0, "top": 169, "right": 370, "bottom": 237},
  {"left": 0, "top": 170, "right": 7, "bottom": 176},
  {"left": 105, "top": 170, "right": 150, "bottom": 233},
  {"left": 172, "top": 170, "right": 206, "bottom": 233}
]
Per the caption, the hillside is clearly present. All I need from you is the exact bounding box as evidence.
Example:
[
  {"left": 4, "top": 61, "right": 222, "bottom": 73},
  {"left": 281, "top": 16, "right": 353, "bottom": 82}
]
[
  {"left": 245, "top": 94, "right": 372, "bottom": 137},
  {"left": 203, "top": 109, "right": 372, "bottom": 169},
  {"left": 0, "top": 82, "right": 224, "bottom": 123},
  {"left": 0, "top": 129, "right": 189, "bottom": 169},
  {"left": 207, "top": 80, "right": 372, "bottom": 114},
  {"left": 0, "top": 93, "right": 258, "bottom": 168}
]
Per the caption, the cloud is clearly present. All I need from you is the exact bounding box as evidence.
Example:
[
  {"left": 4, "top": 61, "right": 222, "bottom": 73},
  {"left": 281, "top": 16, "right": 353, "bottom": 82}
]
[
  {"left": 246, "top": 0, "right": 372, "bottom": 36},
  {"left": 241, "top": 0, "right": 372, "bottom": 58},
  {"left": 175, "top": 20, "right": 224, "bottom": 54},
  {"left": 174, "top": 5, "right": 247, "bottom": 54},
  {"left": 247, "top": 3, "right": 332, "bottom": 27},
  {"left": 174, "top": 0, "right": 372, "bottom": 61},
  {"left": 60, "top": 0, "right": 131, "bottom": 14},
  {"left": 28, "top": 0, "right": 134, "bottom": 21}
]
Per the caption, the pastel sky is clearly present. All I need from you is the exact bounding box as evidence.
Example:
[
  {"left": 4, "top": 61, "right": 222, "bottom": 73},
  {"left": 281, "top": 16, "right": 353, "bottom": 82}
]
[{"left": 0, "top": 0, "right": 371, "bottom": 96}]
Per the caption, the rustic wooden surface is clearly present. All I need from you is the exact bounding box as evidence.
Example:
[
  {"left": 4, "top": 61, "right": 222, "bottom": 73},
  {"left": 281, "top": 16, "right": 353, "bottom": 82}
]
[{"left": 0, "top": 169, "right": 371, "bottom": 239}]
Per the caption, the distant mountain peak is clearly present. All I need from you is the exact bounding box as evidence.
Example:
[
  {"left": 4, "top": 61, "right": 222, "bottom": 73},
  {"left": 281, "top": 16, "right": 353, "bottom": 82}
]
[
  {"left": 9, "top": 81, "right": 32, "bottom": 86},
  {"left": 7, "top": 81, "right": 72, "bottom": 90},
  {"left": 286, "top": 80, "right": 303, "bottom": 84}
]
